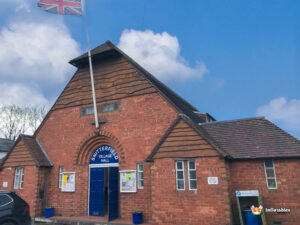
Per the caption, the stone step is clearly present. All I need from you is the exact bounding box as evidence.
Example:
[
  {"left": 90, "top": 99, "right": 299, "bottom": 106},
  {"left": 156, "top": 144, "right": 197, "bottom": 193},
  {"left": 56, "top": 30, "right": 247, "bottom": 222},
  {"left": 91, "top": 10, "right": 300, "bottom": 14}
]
[{"left": 33, "top": 217, "right": 133, "bottom": 225}]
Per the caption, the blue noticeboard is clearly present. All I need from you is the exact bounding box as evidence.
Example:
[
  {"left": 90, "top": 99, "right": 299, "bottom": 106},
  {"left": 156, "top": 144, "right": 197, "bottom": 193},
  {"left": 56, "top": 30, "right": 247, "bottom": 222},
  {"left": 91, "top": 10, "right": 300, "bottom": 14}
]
[
  {"left": 90, "top": 145, "right": 119, "bottom": 164},
  {"left": 108, "top": 167, "right": 119, "bottom": 221},
  {"left": 89, "top": 168, "right": 105, "bottom": 216}
]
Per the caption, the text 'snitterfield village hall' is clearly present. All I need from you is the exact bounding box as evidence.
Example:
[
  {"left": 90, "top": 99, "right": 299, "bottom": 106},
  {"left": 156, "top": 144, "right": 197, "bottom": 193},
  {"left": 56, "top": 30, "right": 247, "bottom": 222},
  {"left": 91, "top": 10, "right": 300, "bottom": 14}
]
[{"left": 0, "top": 41, "right": 300, "bottom": 225}]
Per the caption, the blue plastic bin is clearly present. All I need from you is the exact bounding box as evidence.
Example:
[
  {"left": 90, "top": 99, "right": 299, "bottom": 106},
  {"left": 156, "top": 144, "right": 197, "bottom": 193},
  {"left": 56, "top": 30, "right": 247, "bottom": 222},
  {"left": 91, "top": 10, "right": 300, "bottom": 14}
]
[
  {"left": 244, "top": 210, "right": 261, "bottom": 225},
  {"left": 132, "top": 212, "right": 143, "bottom": 224},
  {"left": 44, "top": 207, "right": 54, "bottom": 218}
]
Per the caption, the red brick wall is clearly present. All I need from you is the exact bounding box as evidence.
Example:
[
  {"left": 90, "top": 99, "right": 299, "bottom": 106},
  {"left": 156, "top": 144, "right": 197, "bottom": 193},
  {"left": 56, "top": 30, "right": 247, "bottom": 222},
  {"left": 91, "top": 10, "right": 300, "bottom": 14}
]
[
  {"left": 229, "top": 159, "right": 300, "bottom": 225},
  {"left": 151, "top": 157, "right": 232, "bottom": 225},
  {"left": 36, "top": 92, "right": 177, "bottom": 221},
  {"left": 0, "top": 166, "right": 39, "bottom": 217}
]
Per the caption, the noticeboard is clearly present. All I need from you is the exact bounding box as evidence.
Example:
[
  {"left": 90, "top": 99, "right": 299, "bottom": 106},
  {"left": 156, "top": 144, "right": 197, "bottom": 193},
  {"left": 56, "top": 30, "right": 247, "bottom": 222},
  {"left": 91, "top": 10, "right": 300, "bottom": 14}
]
[
  {"left": 62, "top": 172, "right": 76, "bottom": 192},
  {"left": 120, "top": 170, "right": 137, "bottom": 193}
]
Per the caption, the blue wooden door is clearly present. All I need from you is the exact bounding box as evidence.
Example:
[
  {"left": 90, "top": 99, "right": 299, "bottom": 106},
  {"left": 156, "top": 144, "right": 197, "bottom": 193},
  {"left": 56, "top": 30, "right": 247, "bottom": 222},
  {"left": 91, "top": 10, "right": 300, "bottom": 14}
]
[
  {"left": 108, "top": 167, "right": 119, "bottom": 221},
  {"left": 89, "top": 168, "right": 105, "bottom": 216}
]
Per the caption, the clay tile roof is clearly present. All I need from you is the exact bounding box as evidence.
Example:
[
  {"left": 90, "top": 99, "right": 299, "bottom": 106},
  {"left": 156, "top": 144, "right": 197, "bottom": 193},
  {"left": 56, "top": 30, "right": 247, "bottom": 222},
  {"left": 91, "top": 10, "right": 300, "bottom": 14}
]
[
  {"left": 69, "top": 41, "right": 206, "bottom": 124},
  {"left": 0, "top": 138, "right": 14, "bottom": 152},
  {"left": 199, "top": 117, "right": 300, "bottom": 159},
  {"left": 20, "top": 135, "right": 52, "bottom": 167}
]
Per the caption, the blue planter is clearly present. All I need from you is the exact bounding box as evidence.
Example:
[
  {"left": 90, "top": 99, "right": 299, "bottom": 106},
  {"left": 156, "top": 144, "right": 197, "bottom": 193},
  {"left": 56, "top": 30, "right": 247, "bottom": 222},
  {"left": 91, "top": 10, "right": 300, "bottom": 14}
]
[
  {"left": 132, "top": 212, "right": 143, "bottom": 224},
  {"left": 44, "top": 208, "right": 54, "bottom": 218},
  {"left": 244, "top": 210, "right": 261, "bottom": 225}
]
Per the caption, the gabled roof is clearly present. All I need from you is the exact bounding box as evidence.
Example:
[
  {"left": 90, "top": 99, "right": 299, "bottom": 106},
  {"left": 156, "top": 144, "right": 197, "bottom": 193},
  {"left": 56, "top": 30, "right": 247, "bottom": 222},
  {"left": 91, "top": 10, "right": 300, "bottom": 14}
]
[
  {"left": 0, "top": 138, "right": 14, "bottom": 152},
  {"left": 21, "top": 135, "right": 53, "bottom": 167},
  {"left": 147, "top": 114, "right": 227, "bottom": 161},
  {"left": 69, "top": 41, "right": 206, "bottom": 124},
  {"left": 199, "top": 117, "right": 300, "bottom": 159},
  {"left": 1, "top": 135, "right": 52, "bottom": 168}
]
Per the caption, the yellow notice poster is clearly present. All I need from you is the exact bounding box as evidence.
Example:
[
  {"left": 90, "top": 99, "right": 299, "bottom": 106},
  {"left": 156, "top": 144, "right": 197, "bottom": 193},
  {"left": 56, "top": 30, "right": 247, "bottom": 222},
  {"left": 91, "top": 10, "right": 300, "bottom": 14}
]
[
  {"left": 62, "top": 172, "right": 76, "bottom": 192},
  {"left": 120, "top": 171, "right": 136, "bottom": 193}
]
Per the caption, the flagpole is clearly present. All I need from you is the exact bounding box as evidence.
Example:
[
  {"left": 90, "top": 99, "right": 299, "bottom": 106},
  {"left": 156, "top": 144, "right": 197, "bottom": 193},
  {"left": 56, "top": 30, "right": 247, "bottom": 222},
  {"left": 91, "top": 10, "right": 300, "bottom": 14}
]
[{"left": 83, "top": 0, "right": 99, "bottom": 129}]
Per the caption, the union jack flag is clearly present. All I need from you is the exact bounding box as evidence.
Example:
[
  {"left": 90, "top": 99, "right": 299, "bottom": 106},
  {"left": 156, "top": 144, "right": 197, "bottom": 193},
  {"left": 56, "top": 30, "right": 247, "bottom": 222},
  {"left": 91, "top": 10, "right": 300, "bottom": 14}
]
[{"left": 38, "top": 0, "right": 82, "bottom": 16}]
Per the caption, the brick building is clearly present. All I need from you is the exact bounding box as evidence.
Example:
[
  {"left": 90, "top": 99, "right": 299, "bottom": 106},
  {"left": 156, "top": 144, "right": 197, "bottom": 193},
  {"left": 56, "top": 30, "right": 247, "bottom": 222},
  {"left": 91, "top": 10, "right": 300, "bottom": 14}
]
[{"left": 0, "top": 41, "right": 300, "bottom": 225}]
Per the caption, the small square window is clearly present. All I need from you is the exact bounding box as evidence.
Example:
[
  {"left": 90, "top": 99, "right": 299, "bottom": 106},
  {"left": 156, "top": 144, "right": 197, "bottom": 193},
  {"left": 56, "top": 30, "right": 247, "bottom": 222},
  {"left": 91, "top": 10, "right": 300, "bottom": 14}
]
[
  {"left": 85, "top": 107, "right": 94, "bottom": 115},
  {"left": 101, "top": 102, "right": 119, "bottom": 113},
  {"left": 80, "top": 106, "right": 94, "bottom": 116}
]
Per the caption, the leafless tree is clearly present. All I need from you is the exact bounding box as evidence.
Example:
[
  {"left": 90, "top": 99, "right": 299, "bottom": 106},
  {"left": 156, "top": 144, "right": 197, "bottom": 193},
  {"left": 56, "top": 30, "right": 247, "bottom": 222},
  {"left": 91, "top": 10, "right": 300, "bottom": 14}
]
[{"left": 0, "top": 104, "right": 47, "bottom": 140}]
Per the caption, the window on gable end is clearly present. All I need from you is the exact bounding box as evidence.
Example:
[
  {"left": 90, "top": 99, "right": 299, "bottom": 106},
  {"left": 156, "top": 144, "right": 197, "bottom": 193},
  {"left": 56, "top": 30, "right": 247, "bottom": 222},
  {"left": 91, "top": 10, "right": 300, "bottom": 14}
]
[
  {"left": 188, "top": 160, "right": 197, "bottom": 190},
  {"left": 175, "top": 161, "right": 185, "bottom": 190},
  {"left": 14, "top": 167, "right": 24, "bottom": 189}
]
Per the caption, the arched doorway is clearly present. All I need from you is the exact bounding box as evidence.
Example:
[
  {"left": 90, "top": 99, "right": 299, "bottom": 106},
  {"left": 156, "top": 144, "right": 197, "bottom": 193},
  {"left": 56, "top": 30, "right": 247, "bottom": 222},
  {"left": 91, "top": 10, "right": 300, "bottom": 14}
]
[{"left": 89, "top": 145, "right": 119, "bottom": 221}]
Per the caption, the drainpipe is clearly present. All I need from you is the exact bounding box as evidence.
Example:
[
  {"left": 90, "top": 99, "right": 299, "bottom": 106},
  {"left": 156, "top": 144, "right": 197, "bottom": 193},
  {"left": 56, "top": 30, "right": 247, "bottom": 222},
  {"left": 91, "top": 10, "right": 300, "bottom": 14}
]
[{"left": 42, "top": 168, "right": 51, "bottom": 210}]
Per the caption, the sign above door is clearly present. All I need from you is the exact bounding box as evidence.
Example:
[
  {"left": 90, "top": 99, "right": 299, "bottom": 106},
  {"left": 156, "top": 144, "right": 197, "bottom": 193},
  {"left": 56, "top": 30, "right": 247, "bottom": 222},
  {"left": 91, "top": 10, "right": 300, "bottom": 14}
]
[{"left": 90, "top": 145, "right": 119, "bottom": 164}]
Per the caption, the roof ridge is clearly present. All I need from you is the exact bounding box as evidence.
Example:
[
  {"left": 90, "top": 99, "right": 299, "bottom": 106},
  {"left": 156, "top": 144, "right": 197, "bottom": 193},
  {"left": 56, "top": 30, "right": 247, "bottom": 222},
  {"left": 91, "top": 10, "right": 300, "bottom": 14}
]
[{"left": 199, "top": 116, "right": 265, "bottom": 126}]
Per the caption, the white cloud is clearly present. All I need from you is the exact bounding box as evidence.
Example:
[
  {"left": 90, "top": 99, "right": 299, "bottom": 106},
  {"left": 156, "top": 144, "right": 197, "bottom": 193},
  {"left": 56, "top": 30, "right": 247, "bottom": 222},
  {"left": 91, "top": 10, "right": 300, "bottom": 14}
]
[
  {"left": 0, "top": 83, "right": 49, "bottom": 107},
  {"left": 0, "top": 20, "right": 80, "bottom": 83},
  {"left": 256, "top": 97, "right": 300, "bottom": 130},
  {"left": 118, "top": 29, "right": 208, "bottom": 81}
]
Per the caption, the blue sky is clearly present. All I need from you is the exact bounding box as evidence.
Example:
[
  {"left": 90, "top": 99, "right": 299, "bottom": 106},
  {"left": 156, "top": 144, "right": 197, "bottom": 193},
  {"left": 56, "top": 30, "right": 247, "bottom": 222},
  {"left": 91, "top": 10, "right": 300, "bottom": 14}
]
[{"left": 0, "top": 0, "right": 299, "bottom": 139}]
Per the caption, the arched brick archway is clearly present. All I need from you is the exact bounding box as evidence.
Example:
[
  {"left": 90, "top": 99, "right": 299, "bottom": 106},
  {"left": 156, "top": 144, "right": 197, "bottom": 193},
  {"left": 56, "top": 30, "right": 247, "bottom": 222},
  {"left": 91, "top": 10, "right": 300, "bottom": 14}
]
[{"left": 76, "top": 131, "right": 124, "bottom": 165}]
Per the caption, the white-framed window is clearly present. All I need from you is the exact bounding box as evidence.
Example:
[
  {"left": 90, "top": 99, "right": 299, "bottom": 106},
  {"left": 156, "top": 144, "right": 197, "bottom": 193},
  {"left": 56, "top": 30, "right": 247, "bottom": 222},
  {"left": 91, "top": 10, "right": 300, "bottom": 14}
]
[
  {"left": 137, "top": 163, "right": 144, "bottom": 189},
  {"left": 188, "top": 160, "right": 197, "bottom": 190},
  {"left": 14, "top": 167, "right": 24, "bottom": 189},
  {"left": 59, "top": 166, "right": 64, "bottom": 189},
  {"left": 264, "top": 160, "right": 277, "bottom": 189},
  {"left": 176, "top": 161, "right": 185, "bottom": 190}
]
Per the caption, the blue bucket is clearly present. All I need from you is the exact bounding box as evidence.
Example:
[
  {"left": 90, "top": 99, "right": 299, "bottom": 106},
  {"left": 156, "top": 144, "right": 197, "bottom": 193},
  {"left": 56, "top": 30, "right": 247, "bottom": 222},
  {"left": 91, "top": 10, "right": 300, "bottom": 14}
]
[
  {"left": 132, "top": 212, "right": 143, "bottom": 224},
  {"left": 44, "top": 207, "right": 54, "bottom": 218},
  {"left": 244, "top": 210, "right": 261, "bottom": 225}
]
